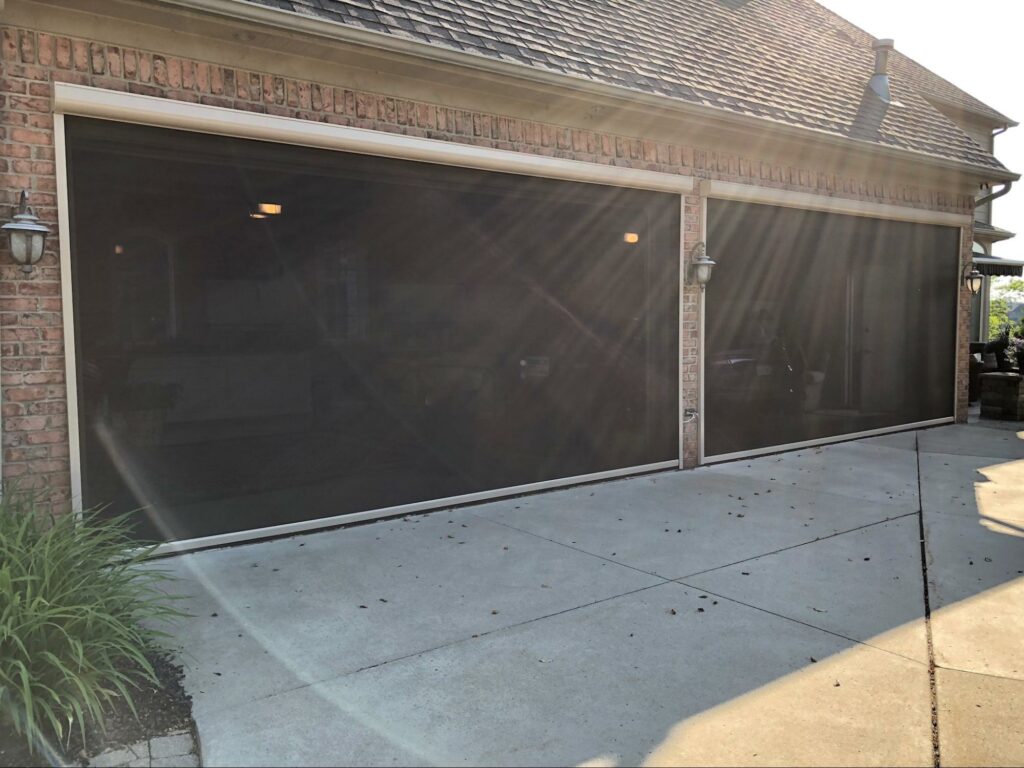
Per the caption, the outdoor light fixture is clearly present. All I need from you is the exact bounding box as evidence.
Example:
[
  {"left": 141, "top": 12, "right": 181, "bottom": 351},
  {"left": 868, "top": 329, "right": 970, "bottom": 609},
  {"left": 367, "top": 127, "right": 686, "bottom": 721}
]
[
  {"left": 962, "top": 263, "right": 984, "bottom": 296},
  {"left": 3, "top": 191, "right": 50, "bottom": 274},
  {"left": 623, "top": 232, "right": 640, "bottom": 244},
  {"left": 691, "top": 242, "right": 715, "bottom": 288}
]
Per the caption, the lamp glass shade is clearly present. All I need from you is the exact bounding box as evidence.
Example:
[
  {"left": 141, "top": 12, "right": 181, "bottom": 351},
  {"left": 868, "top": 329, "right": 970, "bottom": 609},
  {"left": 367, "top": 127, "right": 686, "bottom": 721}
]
[
  {"left": 967, "top": 270, "right": 984, "bottom": 295},
  {"left": 693, "top": 258, "right": 715, "bottom": 286},
  {"left": 8, "top": 229, "right": 45, "bottom": 265},
  {"left": 31, "top": 231, "right": 45, "bottom": 261},
  {"left": 8, "top": 230, "right": 29, "bottom": 263}
]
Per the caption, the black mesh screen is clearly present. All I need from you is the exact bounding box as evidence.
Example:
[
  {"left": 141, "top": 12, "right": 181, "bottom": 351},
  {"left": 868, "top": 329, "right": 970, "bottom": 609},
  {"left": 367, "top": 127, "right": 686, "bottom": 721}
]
[
  {"left": 67, "top": 118, "right": 680, "bottom": 542},
  {"left": 705, "top": 200, "right": 958, "bottom": 457}
]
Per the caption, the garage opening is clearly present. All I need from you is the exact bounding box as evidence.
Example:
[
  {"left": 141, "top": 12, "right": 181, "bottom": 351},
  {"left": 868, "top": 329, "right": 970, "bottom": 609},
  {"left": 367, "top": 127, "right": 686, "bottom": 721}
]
[
  {"left": 66, "top": 118, "right": 680, "bottom": 543},
  {"left": 704, "top": 200, "right": 959, "bottom": 459}
]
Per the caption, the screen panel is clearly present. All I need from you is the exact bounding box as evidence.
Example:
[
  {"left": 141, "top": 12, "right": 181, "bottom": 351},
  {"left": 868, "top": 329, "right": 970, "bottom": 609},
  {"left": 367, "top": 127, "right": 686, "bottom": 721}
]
[
  {"left": 66, "top": 118, "right": 680, "bottom": 542},
  {"left": 705, "top": 199, "right": 959, "bottom": 458}
]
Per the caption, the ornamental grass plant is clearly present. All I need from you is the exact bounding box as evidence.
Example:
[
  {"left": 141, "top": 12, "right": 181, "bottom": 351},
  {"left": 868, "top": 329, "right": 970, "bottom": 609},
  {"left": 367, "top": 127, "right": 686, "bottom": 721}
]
[{"left": 0, "top": 489, "right": 182, "bottom": 757}]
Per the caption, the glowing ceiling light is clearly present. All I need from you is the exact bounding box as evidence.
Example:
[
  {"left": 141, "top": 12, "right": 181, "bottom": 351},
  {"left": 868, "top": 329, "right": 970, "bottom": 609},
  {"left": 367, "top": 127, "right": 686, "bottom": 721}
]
[
  {"left": 623, "top": 232, "right": 640, "bottom": 244},
  {"left": 257, "top": 202, "right": 282, "bottom": 215}
]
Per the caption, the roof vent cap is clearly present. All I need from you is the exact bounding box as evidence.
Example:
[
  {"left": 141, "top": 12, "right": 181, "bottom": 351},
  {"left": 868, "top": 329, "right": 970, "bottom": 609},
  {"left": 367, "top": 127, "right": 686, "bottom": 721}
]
[{"left": 869, "top": 38, "right": 894, "bottom": 103}]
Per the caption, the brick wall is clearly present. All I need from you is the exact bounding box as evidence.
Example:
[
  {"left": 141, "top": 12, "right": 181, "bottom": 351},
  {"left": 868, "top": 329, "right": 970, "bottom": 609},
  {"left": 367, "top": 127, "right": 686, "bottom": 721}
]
[{"left": 0, "top": 23, "right": 976, "bottom": 509}]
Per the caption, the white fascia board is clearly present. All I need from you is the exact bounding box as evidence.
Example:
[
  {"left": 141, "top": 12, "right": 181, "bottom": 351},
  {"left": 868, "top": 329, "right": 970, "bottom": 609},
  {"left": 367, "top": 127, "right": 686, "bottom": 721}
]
[
  {"left": 708, "top": 180, "right": 972, "bottom": 227},
  {"left": 53, "top": 82, "right": 694, "bottom": 194}
]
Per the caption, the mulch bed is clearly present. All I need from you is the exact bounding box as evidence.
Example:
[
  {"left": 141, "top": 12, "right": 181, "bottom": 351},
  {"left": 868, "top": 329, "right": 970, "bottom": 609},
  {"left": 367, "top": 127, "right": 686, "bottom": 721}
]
[{"left": 0, "top": 650, "right": 193, "bottom": 767}]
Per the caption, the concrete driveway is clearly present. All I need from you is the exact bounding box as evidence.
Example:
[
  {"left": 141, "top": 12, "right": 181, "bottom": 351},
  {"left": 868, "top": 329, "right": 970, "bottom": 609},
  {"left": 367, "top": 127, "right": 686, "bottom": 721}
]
[{"left": 158, "top": 422, "right": 1024, "bottom": 767}]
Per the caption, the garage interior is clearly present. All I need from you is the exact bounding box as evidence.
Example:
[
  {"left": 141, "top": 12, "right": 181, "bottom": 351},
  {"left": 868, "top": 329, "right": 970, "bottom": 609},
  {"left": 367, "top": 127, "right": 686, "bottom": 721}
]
[
  {"left": 704, "top": 200, "right": 959, "bottom": 459},
  {"left": 67, "top": 118, "right": 681, "bottom": 542}
]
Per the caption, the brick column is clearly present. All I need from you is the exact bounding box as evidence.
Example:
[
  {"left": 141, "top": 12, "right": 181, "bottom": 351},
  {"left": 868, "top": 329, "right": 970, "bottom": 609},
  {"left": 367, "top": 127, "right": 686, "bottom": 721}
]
[
  {"left": 680, "top": 190, "right": 702, "bottom": 468},
  {"left": 956, "top": 221, "right": 976, "bottom": 422}
]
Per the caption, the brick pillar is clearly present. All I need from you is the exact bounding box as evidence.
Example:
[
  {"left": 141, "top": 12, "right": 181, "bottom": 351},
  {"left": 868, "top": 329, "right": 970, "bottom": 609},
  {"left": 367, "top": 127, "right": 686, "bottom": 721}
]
[
  {"left": 955, "top": 222, "right": 975, "bottom": 423},
  {"left": 680, "top": 189, "right": 702, "bottom": 468}
]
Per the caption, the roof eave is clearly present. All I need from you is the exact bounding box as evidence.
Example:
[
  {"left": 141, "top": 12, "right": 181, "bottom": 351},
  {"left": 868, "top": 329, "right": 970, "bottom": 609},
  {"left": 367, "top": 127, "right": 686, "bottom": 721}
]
[
  {"left": 974, "top": 222, "right": 1016, "bottom": 243},
  {"left": 155, "top": 0, "right": 1020, "bottom": 184},
  {"left": 920, "top": 92, "right": 1017, "bottom": 130}
]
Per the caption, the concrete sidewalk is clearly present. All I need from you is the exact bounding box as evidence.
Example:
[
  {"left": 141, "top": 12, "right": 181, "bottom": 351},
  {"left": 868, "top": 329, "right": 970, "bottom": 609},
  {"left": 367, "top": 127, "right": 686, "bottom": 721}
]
[{"left": 158, "top": 422, "right": 1024, "bottom": 767}]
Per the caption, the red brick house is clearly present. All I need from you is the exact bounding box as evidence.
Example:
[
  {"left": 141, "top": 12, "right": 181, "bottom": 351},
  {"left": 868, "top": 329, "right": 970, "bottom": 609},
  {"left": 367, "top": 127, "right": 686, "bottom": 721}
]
[{"left": 0, "top": 0, "right": 1016, "bottom": 552}]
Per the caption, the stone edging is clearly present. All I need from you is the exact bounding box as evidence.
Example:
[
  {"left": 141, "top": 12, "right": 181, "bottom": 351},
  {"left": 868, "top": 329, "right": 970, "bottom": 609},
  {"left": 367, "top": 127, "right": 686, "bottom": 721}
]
[{"left": 83, "top": 729, "right": 199, "bottom": 768}]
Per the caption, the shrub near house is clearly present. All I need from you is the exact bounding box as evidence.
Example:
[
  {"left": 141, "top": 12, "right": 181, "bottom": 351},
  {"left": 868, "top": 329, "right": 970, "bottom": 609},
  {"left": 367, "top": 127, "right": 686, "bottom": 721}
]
[{"left": 0, "top": 490, "right": 182, "bottom": 759}]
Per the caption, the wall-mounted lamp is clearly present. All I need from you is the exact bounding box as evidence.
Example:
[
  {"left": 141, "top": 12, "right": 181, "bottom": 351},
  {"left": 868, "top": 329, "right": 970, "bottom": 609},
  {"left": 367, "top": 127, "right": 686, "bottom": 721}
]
[
  {"left": 962, "top": 263, "right": 984, "bottom": 296},
  {"left": 691, "top": 242, "right": 715, "bottom": 288},
  {"left": 2, "top": 191, "right": 50, "bottom": 274}
]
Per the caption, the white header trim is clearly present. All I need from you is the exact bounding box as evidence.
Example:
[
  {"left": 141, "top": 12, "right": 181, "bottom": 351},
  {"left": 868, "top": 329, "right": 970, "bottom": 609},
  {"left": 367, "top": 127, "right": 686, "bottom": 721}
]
[
  {"left": 53, "top": 83, "right": 694, "bottom": 194},
  {"left": 708, "top": 180, "right": 971, "bottom": 227}
]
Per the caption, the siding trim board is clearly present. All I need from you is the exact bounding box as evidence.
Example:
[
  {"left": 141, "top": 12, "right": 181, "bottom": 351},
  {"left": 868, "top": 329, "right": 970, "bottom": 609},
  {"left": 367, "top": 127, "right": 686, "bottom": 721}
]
[
  {"left": 52, "top": 83, "right": 697, "bottom": 195},
  {"left": 708, "top": 180, "right": 971, "bottom": 227},
  {"left": 52, "top": 113, "right": 81, "bottom": 518}
]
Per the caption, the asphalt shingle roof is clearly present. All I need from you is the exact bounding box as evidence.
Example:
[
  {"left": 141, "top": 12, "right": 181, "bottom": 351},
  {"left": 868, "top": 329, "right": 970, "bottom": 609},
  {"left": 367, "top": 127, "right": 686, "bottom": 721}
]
[{"left": 242, "top": 0, "right": 1013, "bottom": 173}]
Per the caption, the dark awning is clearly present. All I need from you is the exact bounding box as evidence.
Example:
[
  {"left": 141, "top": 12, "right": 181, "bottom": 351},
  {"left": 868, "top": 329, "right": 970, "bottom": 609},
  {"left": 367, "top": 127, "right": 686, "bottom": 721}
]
[{"left": 974, "top": 255, "right": 1024, "bottom": 276}]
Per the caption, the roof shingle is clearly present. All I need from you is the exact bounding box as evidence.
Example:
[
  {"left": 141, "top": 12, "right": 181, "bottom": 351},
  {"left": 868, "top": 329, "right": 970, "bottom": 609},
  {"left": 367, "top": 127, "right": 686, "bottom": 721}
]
[{"left": 239, "top": 0, "right": 1013, "bottom": 173}]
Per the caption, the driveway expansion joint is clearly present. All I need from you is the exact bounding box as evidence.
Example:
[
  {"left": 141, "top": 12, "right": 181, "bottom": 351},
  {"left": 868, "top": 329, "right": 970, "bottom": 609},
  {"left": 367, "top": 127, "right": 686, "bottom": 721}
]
[
  {"left": 916, "top": 433, "right": 942, "bottom": 768},
  {"left": 931, "top": 665, "right": 1024, "bottom": 683},
  {"left": 672, "top": 580, "right": 931, "bottom": 669},
  {"left": 468, "top": 510, "right": 674, "bottom": 582},
  {"left": 674, "top": 509, "right": 920, "bottom": 582},
  {"left": 217, "top": 580, "right": 673, "bottom": 715}
]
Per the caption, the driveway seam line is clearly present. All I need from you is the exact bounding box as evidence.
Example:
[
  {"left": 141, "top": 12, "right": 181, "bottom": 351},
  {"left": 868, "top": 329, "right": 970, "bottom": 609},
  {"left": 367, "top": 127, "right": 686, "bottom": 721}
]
[
  {"left": 931, "top": 664, "right": 1024, "bottom": 683},
  {"left": 467, "top": 512, "right": 673, "bottom": 582},
  {"left": 673, "top": 510, "right": 919, "bottom": 581},
  {"left": 918, "top": 449, "right": 1024, "bottom": 462},
  {"left": 227, "top": 580, "right": 672, "bottom": 710},
  {"left": 473, "top": 505, "right": 918, "bottom": 585},
  {"left": 672, "top": 580, "right": 930, "bottom": 668},
  {"left": 917, "top": 432, "right": 942, "bottom": 768}
]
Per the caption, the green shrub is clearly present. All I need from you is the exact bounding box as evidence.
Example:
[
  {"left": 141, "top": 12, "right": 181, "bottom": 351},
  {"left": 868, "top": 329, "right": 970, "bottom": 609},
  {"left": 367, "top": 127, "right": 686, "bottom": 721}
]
[{"left": 0, "top": 490, "right": 182, "bottom": 756}]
